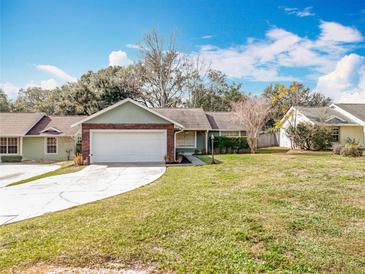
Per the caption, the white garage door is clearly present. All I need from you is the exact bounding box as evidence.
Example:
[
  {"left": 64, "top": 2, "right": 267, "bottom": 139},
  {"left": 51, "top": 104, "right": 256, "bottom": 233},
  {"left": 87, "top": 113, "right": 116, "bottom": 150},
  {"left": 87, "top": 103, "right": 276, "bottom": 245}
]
[{"left": 90, "top": 130, "right": 167, "bottom": 163}]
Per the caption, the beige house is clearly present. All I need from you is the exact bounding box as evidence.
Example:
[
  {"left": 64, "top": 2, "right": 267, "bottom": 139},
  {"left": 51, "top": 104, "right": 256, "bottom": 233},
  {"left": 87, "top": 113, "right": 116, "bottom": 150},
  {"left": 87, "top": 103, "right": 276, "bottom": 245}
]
[{"left": 279, "top": 103, "right": 365, "bottom": 148}]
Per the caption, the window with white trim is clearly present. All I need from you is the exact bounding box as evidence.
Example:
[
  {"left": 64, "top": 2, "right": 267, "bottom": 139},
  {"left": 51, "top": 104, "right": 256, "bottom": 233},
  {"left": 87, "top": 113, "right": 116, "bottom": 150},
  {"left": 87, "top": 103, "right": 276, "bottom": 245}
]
[
  {"left": 176, "top": 131, "right": 196, "bottom": 148},
  {"left": 46, "top": 137, "right": 57, "bottom": 154},
  {"left": 220, "top": 131, "right": 240, "bottom": 137},
  {"left": 331, "top": 127, "right": 339, "bottom": 142},
  {"left": 0, "top": 137, "right": 19, "bottom": 154}
]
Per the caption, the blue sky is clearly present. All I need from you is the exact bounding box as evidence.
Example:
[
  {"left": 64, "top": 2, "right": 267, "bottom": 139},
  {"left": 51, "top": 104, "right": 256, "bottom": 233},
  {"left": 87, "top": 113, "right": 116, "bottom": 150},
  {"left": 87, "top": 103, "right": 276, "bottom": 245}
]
[{"left": 1, "top": 0, "right": 365, "bottom": 102}]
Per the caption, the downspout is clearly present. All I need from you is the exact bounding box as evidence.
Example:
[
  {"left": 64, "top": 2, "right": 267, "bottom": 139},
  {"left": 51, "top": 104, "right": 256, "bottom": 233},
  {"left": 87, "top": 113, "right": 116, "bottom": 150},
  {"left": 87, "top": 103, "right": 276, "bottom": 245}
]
[{"left": 174, "top": 129, "right": 184, "bottom": 162}]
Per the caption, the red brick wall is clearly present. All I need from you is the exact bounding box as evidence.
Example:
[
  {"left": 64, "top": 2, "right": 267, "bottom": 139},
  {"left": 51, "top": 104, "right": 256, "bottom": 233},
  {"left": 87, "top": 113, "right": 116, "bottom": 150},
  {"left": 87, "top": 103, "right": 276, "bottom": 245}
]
[{"left": 81, "top": 123, "right": 175, "bottom": 164}]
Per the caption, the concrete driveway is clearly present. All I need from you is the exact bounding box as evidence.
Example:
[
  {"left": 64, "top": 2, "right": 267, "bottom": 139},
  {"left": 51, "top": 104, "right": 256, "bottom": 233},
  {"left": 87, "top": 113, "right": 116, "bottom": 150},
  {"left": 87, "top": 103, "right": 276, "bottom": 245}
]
[
  {"left": 0, "top": 164, "right": 60, "bottom": 187},
  {"left": 0, "top": 164, "right": 165, "bottom": 225}
]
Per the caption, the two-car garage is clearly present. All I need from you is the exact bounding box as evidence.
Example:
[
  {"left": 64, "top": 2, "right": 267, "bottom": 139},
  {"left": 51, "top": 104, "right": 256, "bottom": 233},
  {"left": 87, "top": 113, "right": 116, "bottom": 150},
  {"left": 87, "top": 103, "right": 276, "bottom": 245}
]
[
  {"left": 74, "top": 98, "right": 180, "bottom": 164},
  {"left": 90, "top": 130, "right": 167, "bottom": 163}
]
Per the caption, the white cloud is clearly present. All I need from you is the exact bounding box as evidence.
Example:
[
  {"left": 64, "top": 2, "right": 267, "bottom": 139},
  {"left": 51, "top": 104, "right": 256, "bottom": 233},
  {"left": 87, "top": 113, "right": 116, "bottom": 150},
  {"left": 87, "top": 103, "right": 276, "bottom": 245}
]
[
  {"left": 0, "top": 82, "right": 20, "bottom": 99},
  {"left": 126, "top": 43, "right": 141, "bottom": 49},
  {"left": 26, "top": 78, "right": 59, "bottom": 90},
  {"left": 201, "top": 35, "right": 214, "bottom": 39},
  {"left": 194, "top": 21, "right": 364, "bottom": 84},
  {"left": 319, "top": 21, "right": 363, "bottom": 43},
  {"left": 315, "top": 54, "right": 365, "bottom": 103},
  {"left": 36, "top": 64, "right": 76, "bottom": 82},
  {"left": 108, "top": 50, "right": 133, "bottom": 67},
  {"left": 1, "top": 78, "right": 60, "bottom": 100},
  {"left": 280, "top": 6, "right": 315, "bottom": 17},
  {"left": 40, "top": 78, "right": 58, "bottom": 90}
]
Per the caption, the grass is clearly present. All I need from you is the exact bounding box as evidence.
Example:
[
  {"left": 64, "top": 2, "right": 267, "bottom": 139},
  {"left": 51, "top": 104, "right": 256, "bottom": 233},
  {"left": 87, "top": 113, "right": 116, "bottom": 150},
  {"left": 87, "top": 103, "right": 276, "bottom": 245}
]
[
  {"left": 7, "top": 161, "right": 85, "bottom": 187},
  {"left": 0, "top": 150, "right": 364, "bottom": 273}
]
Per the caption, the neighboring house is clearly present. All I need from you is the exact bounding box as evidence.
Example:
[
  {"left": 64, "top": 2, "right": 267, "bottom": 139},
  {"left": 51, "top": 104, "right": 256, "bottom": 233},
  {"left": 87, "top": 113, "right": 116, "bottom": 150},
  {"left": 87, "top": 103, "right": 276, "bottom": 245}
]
[
  {"left": 279, "top": 103, "right": 365, "bottom": 148},
  {"left": 1, "top": 98, "right": 246, "bottom": 163},
  {"left": 0, "top": 113, "right": 85, "bottom": 161}
]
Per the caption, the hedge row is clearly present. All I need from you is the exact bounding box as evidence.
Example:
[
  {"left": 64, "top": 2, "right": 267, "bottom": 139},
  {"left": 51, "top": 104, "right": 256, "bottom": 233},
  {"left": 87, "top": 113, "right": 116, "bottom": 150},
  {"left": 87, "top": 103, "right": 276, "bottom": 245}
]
[{"left": 213, "top": 136, "right": 249, "bottom": 150}]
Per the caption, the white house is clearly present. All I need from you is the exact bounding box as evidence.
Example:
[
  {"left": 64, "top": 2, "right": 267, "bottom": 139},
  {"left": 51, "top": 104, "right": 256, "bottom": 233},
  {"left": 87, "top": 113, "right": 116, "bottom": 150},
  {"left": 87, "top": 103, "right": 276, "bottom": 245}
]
[{"left": 279, "top": 103, "right": 365, "bottom": 148}]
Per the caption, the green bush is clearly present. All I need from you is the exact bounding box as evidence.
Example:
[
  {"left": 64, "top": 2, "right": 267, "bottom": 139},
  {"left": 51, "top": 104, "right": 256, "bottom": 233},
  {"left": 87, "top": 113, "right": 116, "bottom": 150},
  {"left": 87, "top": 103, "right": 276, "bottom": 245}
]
[
  {"left": 286, "top": 122, "right": 332, "bottom": 151},
  {"left": 1, "top": 155, "right": 22, "bottom": 162},
  {"left": 213, "top": 136, "right": 249, "bottom": 153}
]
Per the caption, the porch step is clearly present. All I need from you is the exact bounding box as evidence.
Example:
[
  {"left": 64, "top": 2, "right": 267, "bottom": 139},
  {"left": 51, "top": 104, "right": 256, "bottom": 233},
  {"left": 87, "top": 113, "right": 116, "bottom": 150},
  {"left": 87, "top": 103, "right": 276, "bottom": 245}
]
[{"left": 184, "top": 154, "right": 206, "bottom": 166}]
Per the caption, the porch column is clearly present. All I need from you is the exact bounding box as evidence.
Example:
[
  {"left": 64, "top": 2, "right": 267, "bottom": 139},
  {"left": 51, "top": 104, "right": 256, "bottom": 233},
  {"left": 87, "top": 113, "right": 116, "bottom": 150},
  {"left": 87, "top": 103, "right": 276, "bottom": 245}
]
[{"left": 205, "top": 130, "right": 208, "bottom": 154}]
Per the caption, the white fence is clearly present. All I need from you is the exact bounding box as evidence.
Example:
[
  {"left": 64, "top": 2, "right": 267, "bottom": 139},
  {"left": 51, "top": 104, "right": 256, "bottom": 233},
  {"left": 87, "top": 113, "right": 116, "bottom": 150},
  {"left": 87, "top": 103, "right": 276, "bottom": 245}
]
[{"left": 258, "top": 133, "right": 279, "bottom": 148}]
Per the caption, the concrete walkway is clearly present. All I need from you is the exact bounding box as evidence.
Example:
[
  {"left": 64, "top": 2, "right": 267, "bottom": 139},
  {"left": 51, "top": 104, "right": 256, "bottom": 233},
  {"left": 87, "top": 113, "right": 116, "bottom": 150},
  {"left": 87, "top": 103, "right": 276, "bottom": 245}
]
[{"left": 0, "top": 164, "right": 165, "bottom": 225}]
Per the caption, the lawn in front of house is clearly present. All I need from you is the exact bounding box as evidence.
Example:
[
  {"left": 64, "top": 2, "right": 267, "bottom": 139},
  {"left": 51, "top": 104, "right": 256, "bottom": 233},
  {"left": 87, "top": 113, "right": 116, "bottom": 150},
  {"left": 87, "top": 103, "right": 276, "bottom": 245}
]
[
  {"left": 7, "top": 161, "right": 85, "bottom": 187},
  {"left": 0, "top": 150, "right": 364, "bottom": 273}
]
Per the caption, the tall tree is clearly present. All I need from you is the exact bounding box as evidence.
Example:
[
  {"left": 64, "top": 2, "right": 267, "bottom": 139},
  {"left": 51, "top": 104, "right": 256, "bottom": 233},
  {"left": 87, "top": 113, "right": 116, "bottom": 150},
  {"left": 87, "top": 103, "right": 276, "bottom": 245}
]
[
  {"left": 12, "top": 87, "right": 58, "bottom": 114},
  {"left": 0, "top": 89, "right": 11, "bottom": 112},
  {"left": 263, "top": 82, "right": 331, "bottom": 126},
  {"left": 56, "top": 66, "right": 142, "bottom": 115},
  {"left": 136, "top": 29, "right": 196, "bottom": 107},
  {"left": 187, "top": 69, "right": 245, "bottom": 111},
  {"left": 232, "top": 97, "right": 272, "bottom": 153}
]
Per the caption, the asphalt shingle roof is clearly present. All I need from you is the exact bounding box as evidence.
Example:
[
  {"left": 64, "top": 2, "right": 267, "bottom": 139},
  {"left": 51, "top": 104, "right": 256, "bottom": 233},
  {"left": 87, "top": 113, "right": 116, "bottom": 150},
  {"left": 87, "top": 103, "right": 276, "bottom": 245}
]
[
  {"left": 335, "top": 104, "right": 365, "bottom": 122},
  {"left": 154, "top": 108, "right": 212, "bottom": 130},
  {"left": 205, "top": 112, "right": 246, "bottom": 130},
  {"left": 0, "top": 112, "right": 45, "bottom": 136},
  {"left": 296, "top": 106, "right": 357, "bottom": 125},
  {"left": 26, "top": 115, "right": 85, "bottom": 136}
]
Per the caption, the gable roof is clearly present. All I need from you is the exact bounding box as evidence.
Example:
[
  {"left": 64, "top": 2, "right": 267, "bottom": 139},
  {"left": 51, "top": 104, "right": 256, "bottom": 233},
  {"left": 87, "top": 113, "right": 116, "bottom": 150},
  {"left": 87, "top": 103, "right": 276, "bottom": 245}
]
[
  {"left": 154, "top": 108, "right": 212, "bottom": 130},
  {"left": 294, "top": 106, "right": 358, "bottom": 125},
  {"left": 26, "top": 115, "right": 85, "bottom": 136},
  {"left": 72, "top": 98, "right": 184, "bottom": 128},
  {"left": 334, "top": 103, "right": 365, "bottom": 123},
  {"left": 205, "top": 112, "right": 246, "bottom": 130},
  {"left": 0, "top": 112, "right": 45, "bottom": 136}
]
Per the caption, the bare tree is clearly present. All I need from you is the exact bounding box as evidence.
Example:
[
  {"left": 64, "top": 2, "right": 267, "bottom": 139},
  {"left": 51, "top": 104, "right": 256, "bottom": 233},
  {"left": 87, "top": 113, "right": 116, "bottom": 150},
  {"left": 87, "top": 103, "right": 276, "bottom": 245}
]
[
  {"left": 232, "top": 97, "right": 272, "bottom": 153},
  {"left": 136, "top": 28, "right": 196, "bottom": 107}
]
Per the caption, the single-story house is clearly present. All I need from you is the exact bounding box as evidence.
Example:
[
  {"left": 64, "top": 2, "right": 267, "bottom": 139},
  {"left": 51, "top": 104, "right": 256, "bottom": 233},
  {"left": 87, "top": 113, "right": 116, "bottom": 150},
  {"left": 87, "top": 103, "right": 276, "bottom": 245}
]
[
  {"left": 1, "top": 98, "right": 246, "bottom": 163},
  {"left": 279, "top": 103, "right": 365, "bottom": 148},
  {"left": 0, "top": 112, "right": 85, "bottom": 161}
]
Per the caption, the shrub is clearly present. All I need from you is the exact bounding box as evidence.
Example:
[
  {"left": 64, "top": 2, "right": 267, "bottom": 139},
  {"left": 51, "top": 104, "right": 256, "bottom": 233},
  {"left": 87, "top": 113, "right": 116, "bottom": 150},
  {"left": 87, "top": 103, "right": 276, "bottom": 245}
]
[
  {"left": 333, "top": 145, "right": 342, "bottom": 155},
  {"left": 341, "top": 138, "right": 362, "bottom": 157},
  {"left": 213, "top": 136, "right": 249, "bottom": 153},
  {"left": 286, "top": 122, "right": 332, "bottom": 151},
  {"left": 333, "top": 138, "right": 363, "bottom": 157},
  {"left": 1, "top": 155, "right": 22, "bottom": 162}
]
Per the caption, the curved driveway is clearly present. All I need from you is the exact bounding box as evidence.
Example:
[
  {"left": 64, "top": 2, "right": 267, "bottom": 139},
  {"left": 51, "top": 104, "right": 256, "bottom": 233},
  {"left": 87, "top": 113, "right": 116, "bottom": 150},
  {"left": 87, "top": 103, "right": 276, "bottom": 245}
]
[{"left": 0, "top": 164, "right": 165, "bottom": 225}]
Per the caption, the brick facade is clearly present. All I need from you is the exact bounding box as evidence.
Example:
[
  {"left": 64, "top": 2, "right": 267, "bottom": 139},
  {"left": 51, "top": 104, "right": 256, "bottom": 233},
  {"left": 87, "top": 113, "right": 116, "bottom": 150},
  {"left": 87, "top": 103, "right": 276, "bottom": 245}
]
[{"left": 81, "top": 123, "right": 175, "bottom": 164}]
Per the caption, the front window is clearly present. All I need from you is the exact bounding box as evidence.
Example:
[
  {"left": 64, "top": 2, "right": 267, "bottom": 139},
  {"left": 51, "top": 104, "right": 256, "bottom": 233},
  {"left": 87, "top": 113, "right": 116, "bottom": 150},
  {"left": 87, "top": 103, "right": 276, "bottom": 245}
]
[
  {"left": 0, "top": 137, "right": 19, "bottom": 154},
  {"left": 46, "top": 137, "right": 57, "bottom": 154},
  {"left": 220, "top": 131, "right": 240, "bottom": 137},
  {"left": 332, "top": 127, "right": 339, "bottom": 142},
  {"left": 176, "top": 131, "right": 196, "bottom": 148}
]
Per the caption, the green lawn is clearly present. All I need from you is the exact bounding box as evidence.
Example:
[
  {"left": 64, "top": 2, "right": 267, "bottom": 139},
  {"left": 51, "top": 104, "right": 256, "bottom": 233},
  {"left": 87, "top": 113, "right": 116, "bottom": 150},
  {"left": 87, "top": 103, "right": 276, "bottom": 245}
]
[
  {"left": 1, "top": 151, "right": 364, "bottom": 273},
  {"left": 7, "top": 161, "right": 85, "bottom": 187}
]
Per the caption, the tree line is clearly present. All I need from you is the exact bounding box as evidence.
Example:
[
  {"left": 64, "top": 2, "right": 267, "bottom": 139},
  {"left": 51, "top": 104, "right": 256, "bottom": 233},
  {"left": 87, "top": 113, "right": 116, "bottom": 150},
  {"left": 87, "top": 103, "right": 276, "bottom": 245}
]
[{"left": 0, "top": 29, "right": 331, "bottom": 128}]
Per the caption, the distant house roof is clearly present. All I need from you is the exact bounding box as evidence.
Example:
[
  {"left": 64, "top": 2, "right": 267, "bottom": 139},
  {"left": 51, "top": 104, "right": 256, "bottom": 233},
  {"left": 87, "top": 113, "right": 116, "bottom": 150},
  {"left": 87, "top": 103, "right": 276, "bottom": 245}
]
[
  {"left": 0, "top": 112, "right": 45, "bottom": 136},
  {"left": 335, "top": 104, "right": 365, "bottom": 122},
  {"left": 205, "top": 112, "right": 246, "bottom": 130},
  {"left": 0, "top": 112, "right": 84, "bottom": 137},
  {"left": 26, "top": 115, "right": 85, "bottom": 136},
  {"left": 295, "top": 106, "right": 357, "bottom": 125},
  {"left": 154, "top": 108, "right": 212, "bottom": 130}
]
